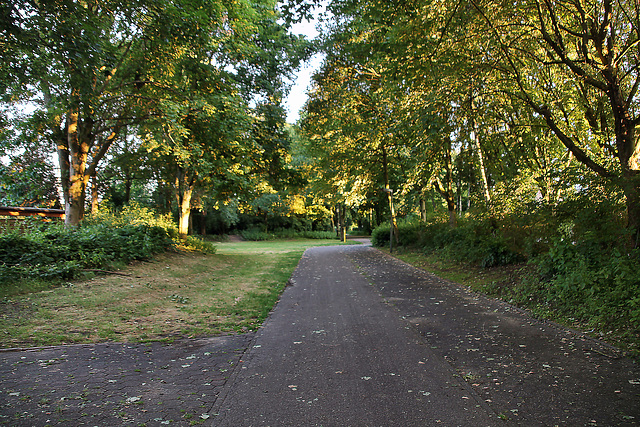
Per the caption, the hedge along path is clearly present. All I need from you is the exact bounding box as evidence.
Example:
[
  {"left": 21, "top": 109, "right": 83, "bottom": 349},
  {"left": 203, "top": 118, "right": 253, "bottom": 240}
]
[{"left": 0, "top": 239, "right": 351, "bottom": 348}]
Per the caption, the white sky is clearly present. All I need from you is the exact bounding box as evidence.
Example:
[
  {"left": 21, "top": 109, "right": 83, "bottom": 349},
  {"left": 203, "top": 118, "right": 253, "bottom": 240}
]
[{"left": 284, "top": 12, "right": 326, "bottom": 124}]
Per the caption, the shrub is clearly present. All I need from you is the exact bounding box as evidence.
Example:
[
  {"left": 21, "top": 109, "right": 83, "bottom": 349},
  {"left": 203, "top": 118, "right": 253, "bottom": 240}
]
[
  {"left": 86, "top": 202, "right": 179, "bottom": 238},
  {"left": 0, "top": 223, "right": 174, "bottom": 287},
  {"left": 239, "top": 228, "right": 337, "bottom": 241},
  {"left": 371, "top": 223, "right": 391, "bottom": 247},
  {"left": 372, "top": 218, "right": 523, "bottom": 267},
  {"left": 177, "top": 235, "right": 217, "bottom": 254},
  {"left": 0, "top": 204, "right": 205, "bottom": 293}
]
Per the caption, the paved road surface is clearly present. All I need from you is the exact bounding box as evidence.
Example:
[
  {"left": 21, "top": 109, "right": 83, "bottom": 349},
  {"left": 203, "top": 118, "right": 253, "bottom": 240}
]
[
  {"left": 1, "top": 242, "right": 638, "bottom": 426},
  {"left": 213, "top": 243, "right": 496, "bottom": 426},
  {"left": 212, "top": 242, "right": 640, "bottom": 426}
]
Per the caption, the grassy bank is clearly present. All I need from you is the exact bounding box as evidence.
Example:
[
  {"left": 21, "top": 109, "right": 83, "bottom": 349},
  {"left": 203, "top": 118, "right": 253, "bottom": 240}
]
[
  {"left": 388, "top": 247, "right": 638, "bottom": 356},
  {"left": 0, "top": 239, "right": 352, "bottom": 348}
]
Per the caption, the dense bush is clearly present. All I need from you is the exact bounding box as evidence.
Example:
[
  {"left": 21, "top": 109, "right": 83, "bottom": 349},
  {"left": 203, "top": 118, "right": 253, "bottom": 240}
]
[
  {"left": 239, "top": 228, "right": 336, "bottom": 241},
  {"left": 520, "top": 223, "right": 640, "bottom": 344},
  {"left": 372, "top": 218, "right": 523, "bottom": 267},
  {"left": 85, "top": 202, "right": 178, "bottom": 238},
  {"left": 0, "top": 204, "right": 216, "bottom": 291},
  {"left": 0, "top": 222, "right": 174, "bottom": 286}
]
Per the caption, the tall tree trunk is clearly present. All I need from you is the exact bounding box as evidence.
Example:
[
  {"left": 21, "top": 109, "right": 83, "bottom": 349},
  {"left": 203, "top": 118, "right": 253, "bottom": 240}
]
[
  {"left": 340, "top": 204, "right": 346, "bottom": 242},
  {"left": 64, "top": 107, "right": 91, "bottom": 227},
  {"left": 456, "top": 175, "right": 462, "bottom": 214},
  {"left": 622, "top": 175, "right": 640, "bottom": 249},
  {"left": 200, "top": 210, "right": 207, "bottom": 236},
  {"left": 178, "top": 195, "right": 192, "bottom": 236},
  {"left": 469, "top": 91, "right": 491, "bottom": 204},
  {"left": 444, "top": 137, "right": 457, "bottom": 228},
  {"left": 381, "top": 145, "right": 398, "bottom": 244},
  {"left": 431, "top": 139, "right": 458, "bottom": 228},
  {"left": 58, "top": 103, "right": 121, "bottom": 226},
  {"left": 57, "top": 138, "right": 70, "bottom": 209},
  {"left": 420, "top": 196, "right": 427, "bottom": 222},
  {"left": 619, "top": 116, "right": 640, "bottom": 248},
  {"left": 175, "top": 166, "right": 196, "bottom": 237},
  {"left": 91, "top": 172, "right": 99, "bottom": 214},
  {"left": 178, "top": 186, "right": 193, "bottom": 237}
]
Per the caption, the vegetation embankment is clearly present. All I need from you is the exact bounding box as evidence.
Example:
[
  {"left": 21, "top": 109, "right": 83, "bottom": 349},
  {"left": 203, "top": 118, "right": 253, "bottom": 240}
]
[
  {"left": 0, "top": 205, "right": 211, "bottom": 297},
  {"left": 0, "top": 206, "right": 349, "bottom": 348},
  {"left": 372, "top": 189, "right": 640, "bottom": 356},
  {"left": 239, "top": 229, "right": 336, "bottom": 241}
]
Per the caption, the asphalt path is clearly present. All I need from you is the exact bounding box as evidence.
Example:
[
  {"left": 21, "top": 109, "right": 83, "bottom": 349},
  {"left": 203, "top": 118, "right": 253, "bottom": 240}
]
[
  {"left": 2, "top": 241, "right": 638, "bottom": 426},
  {"left": 212, "top": 241, "right": 640, "bottom": 427}
]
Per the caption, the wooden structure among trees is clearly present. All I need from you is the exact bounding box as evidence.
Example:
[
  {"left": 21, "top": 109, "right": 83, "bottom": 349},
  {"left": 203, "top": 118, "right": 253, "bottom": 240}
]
[
  {"left": 0, "top": 207, "right": 65, "bottom": 231},
  {"left": 0, "top": 207, "right": 65, "bottom": 219}
]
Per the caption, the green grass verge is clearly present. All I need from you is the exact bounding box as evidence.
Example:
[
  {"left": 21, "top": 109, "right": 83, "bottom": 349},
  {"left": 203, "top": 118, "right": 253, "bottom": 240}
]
[
  {"left": 0, "top": 239, "right": 355, "bottom": 348},
  {"left": 389, "top": 247, "right": 639, "bottom": 356}
]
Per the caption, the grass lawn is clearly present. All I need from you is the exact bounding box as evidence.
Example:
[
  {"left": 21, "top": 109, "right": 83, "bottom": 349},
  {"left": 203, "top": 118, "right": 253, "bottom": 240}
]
[{"left": 0, "top": 239, "right": 354, "bottom": 348}]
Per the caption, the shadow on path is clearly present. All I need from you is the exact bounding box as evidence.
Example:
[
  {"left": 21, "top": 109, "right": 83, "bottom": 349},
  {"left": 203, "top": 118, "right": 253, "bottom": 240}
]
[
  {"left": 1, "top": 243, "right": 638, "bottom": 426},
  {"left": 213, "top": 244, "right": 639, "bottom": 426}
]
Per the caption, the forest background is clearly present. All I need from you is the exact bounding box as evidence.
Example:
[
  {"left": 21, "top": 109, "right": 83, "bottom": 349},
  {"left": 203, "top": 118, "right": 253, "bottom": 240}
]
[{"left": 1, "top": 0, "right": 639, "bottom": 353}]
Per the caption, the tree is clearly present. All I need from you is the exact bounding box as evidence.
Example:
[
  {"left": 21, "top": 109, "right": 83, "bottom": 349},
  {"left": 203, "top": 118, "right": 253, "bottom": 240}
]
[
  {"left": 138, "top": 1, "right": 311, "bottom": 236},
  {"left": 0, "top": 149, "right": 60, "bottom": 208},
  {"left": 460, "top": 0, "right": 640, "bottom": 245},
  {"left": 1, "top": 0, "right": 245, "bottom": 226}
]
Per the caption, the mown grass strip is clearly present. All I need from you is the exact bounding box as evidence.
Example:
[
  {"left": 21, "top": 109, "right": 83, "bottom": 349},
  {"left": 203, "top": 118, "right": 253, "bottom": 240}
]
[{"left": 0, "top": 239, "right": 354, "bottom": 348}]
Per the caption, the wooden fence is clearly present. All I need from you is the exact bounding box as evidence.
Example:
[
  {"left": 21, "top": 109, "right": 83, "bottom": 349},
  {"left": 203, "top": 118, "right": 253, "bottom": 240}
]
[{"left": 0, "top": 206, "right": 65, "bottom": 231}]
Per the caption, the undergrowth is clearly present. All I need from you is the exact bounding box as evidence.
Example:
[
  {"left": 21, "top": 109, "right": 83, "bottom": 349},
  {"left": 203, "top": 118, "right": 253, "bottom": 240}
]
[
  {"left": 239, "top": 229, "right": 335, "bottom": 241},
  {"left": 0, "top": 204, "right": 215, "bottom": 297},
  {"left": 373, "top": 190, "right": 640, "bottom": 355}
]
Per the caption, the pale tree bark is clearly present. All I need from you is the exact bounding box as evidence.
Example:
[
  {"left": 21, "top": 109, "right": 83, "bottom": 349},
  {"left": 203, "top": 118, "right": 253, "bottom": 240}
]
[
  {"left": 469, "top": 91, "right": 491, "bottom": 204},
  {"left": 58, "top": 105, "right": 123, "bottom": 227},
  {"left": 175, "top": 166, "right": 196, "bottom": 237},
  {"left": 381, "top": 144, "right": 399, "bottom": 243},
  {"left": 64, "top": 106, "right": 91, "bottom": 226}
]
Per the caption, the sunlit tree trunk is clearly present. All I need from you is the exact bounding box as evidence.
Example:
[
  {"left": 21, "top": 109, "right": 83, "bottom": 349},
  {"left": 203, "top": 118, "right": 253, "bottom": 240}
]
[
  {"left": 381, "top": 144, "right": 398, "bottom": 244},
  {"left": 58, "top": 101, "right": 122, "bottom": 226},
  {"left": 469, "top": 92, "right": 491, "bottom": 204},
  {"left": 91, "top": 172, "right": 99, "bottom": 214},
  {"left": 175, "top": 166, "right": 196, "bottom": 237},
  {"left": 443, "top": 137, "right": 457, "bottom": 227},
  {"left": 64, "top": 106, "right": 91, "bottom": 227}
]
